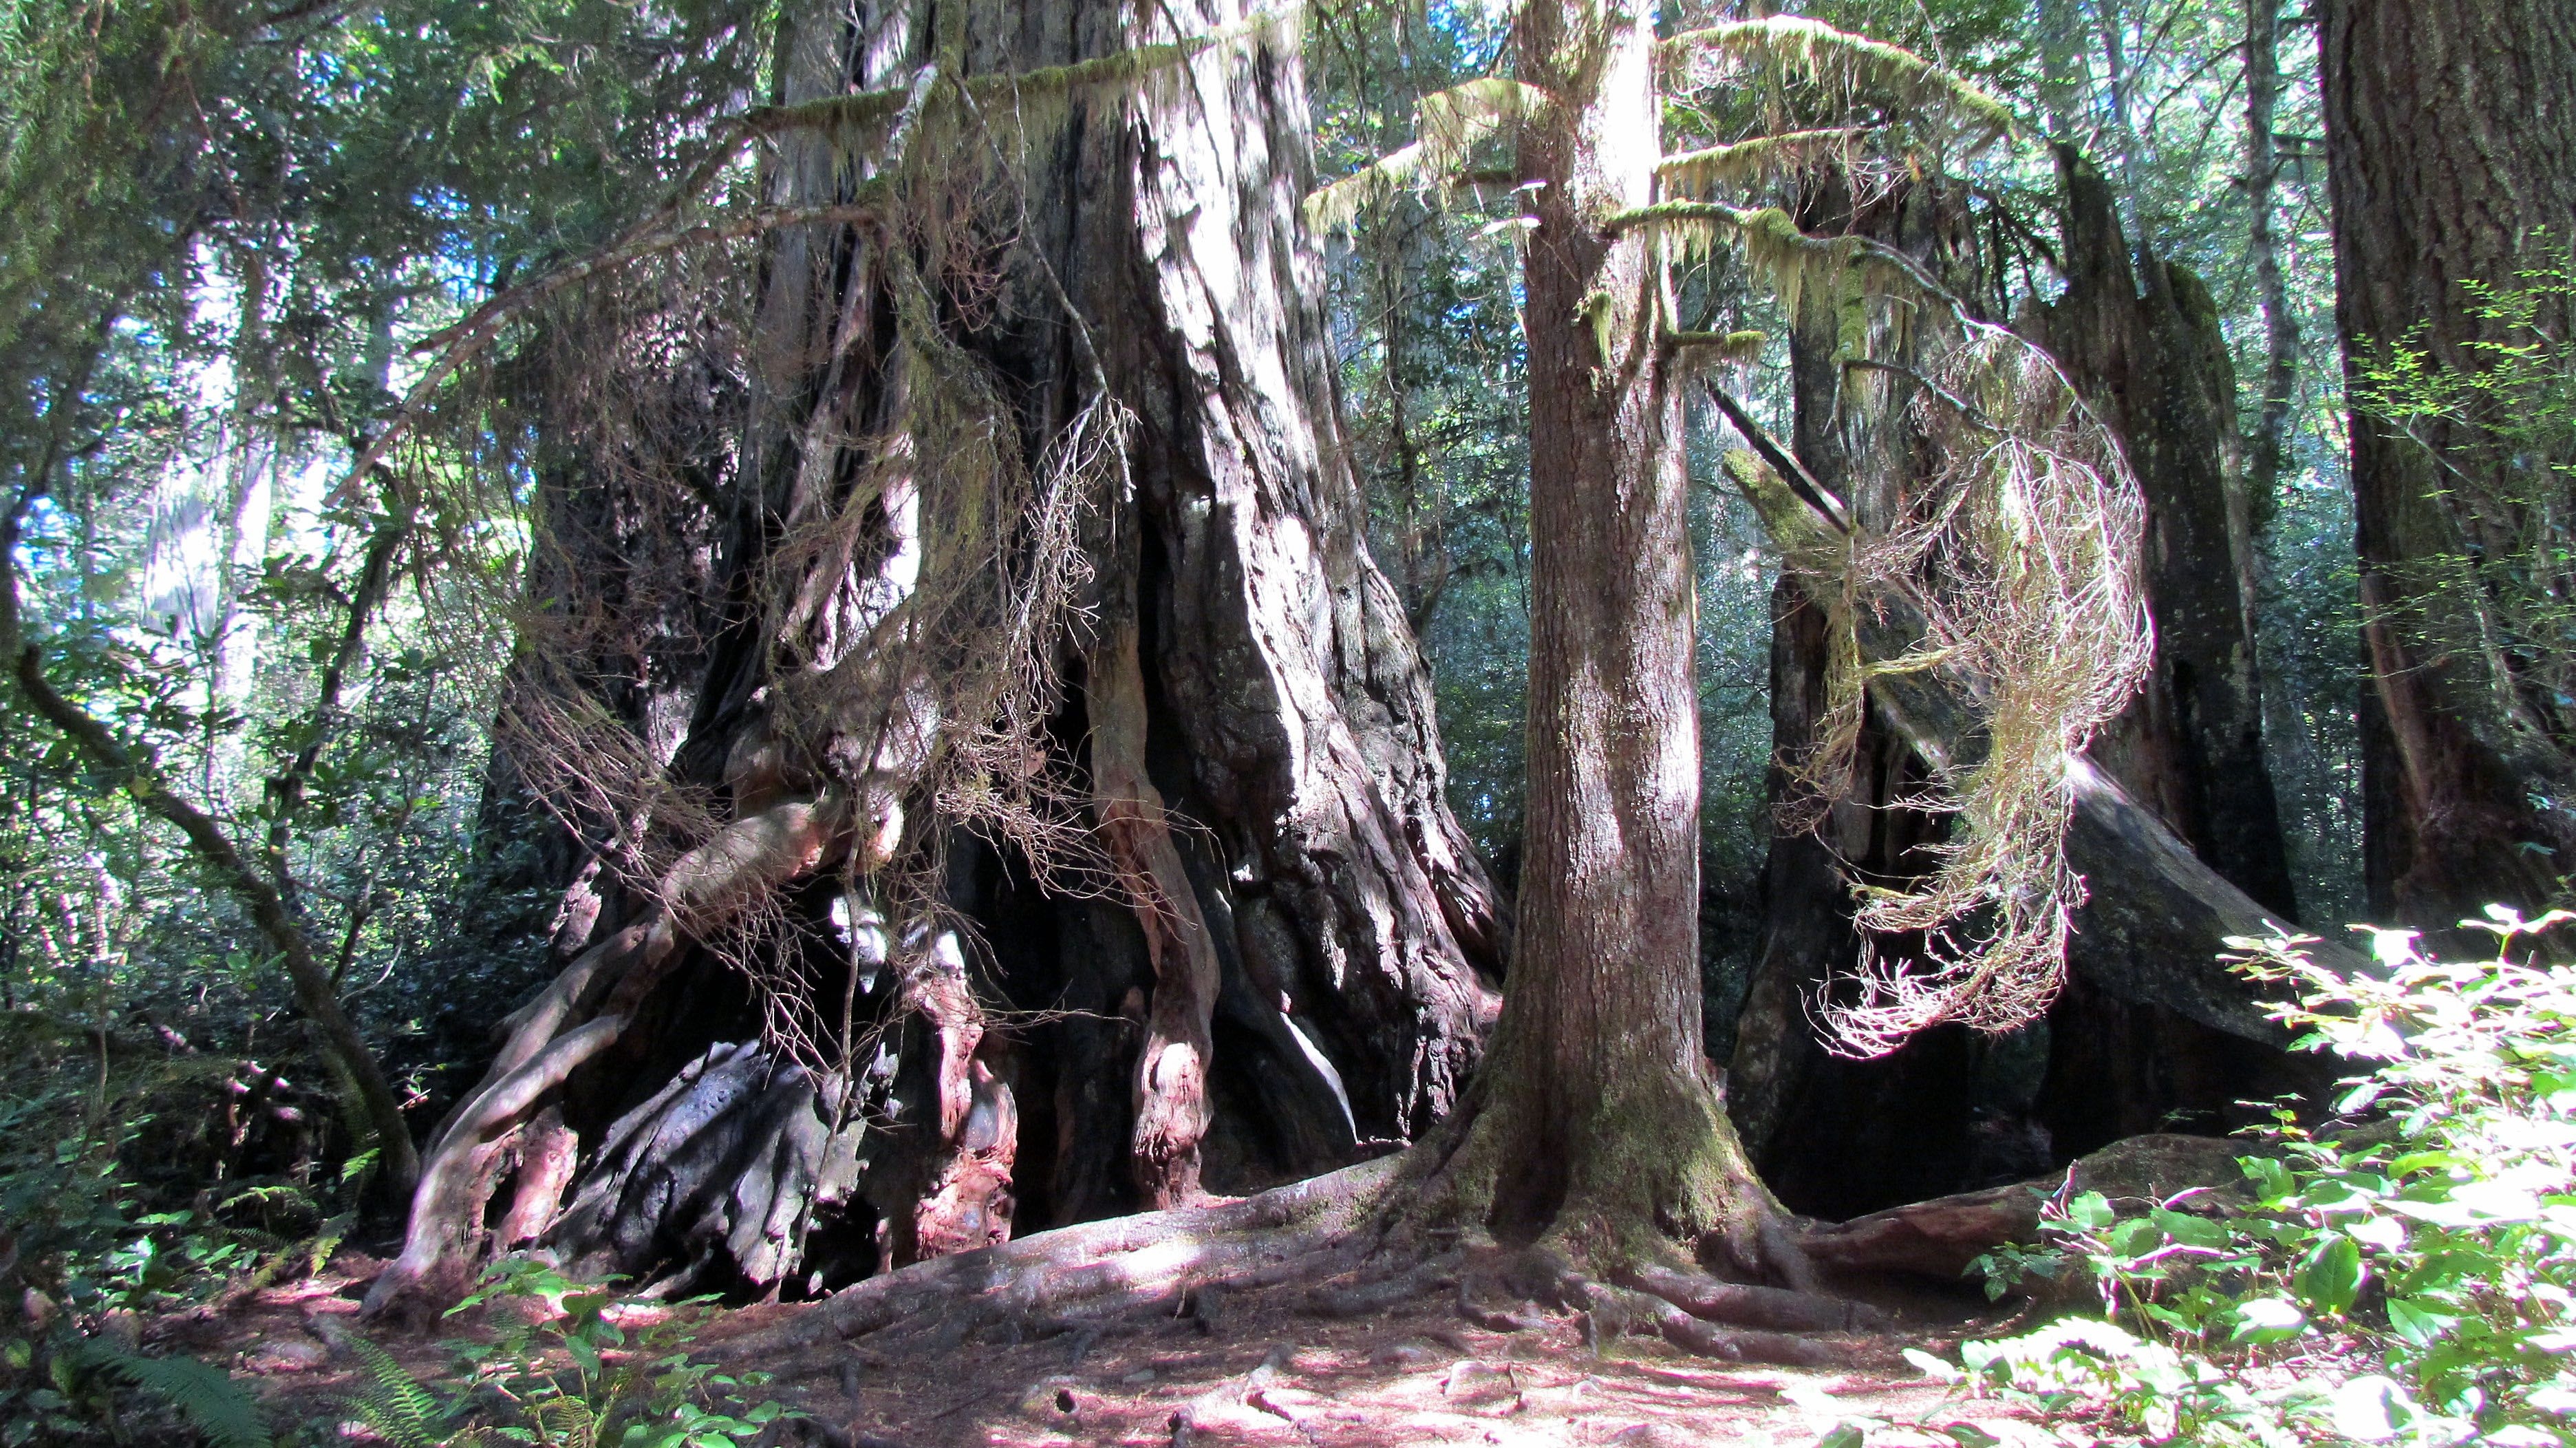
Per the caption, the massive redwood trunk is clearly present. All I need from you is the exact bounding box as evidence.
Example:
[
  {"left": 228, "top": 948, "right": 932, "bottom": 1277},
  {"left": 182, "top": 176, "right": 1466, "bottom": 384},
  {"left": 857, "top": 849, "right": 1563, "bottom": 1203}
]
[
  {"left": 2321, "top": 0, "right": 2576, "bottom": 928},
  {"left": 370, "top": 0, "right": 1501, "bottom": 1319}
]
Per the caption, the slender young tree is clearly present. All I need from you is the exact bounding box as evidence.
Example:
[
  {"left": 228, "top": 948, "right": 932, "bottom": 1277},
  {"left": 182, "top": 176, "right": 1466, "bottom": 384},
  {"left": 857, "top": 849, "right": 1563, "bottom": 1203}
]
[{"left": 1408, "top": 0, "right": 1774, "bottom": 1257}]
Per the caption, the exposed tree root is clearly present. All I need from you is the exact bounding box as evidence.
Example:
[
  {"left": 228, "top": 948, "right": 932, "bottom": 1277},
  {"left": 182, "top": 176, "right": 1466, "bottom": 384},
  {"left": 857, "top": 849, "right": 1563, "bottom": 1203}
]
[
  {"left": 365, "top": 798, "right": 849, "bottom": 1323},
  {"left": 1295, "top": 1253, "right": 1461, "bottom": 1319},
  {"left": 652, "top": 1034, "right": 2259, "bottom": 1381},
  {"left": 1614, "top": 1262, "right": 1889, "bottom": 1334},
  {"left": 708, "top": 1114, "right": 1920, "bottom": 1372},
  {"left": 764, "top": 1158, "right": 1405, "bottom": 1350},
  {"left": 1554, "top": 1267, "right": 1889, "bottom": 1369}
]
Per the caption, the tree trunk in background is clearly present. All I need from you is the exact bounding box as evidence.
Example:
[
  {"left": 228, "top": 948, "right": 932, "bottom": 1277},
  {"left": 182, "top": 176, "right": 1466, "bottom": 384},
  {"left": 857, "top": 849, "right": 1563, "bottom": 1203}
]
[
  {"left": 2242, "top": 0, "right": 2297, "bottom": 526},
  {"left": 2035, "top": 146, "right": 2295, "bottom": 922},
  {"left": 2023, "top": 146, "right": 2304, "bottom": 1161},
  {"left": 1730, "top": 160, "right": 2315, "bottom": 1217},
  {"left": 372, "top": 0, "right": 1501, "bottom": 1318},
  {"left": 2321, "top": 0, "right": 2576, "bottom": 928},
  {"left": 1727, "top": 177, "right": 2024, "bottom": 1220},
  {"left": 2033, "top": 0, "right": 2090, "bottom": 141}
]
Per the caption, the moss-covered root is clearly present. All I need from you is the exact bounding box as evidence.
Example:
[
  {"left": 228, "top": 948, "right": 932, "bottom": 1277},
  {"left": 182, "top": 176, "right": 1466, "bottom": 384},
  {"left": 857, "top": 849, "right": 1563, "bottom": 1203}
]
[{"left": 1387, "top": 1068, "right": 1883, "bottom": 1367}]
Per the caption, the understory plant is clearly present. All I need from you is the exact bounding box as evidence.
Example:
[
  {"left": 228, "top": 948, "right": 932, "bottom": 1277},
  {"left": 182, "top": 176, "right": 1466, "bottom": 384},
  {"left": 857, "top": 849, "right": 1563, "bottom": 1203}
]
[
  {"left": 0, "top": 1016, "right": 362, "bottom": 1445},
  {"left": 1934, "top": 908, "right": 2576, "bottom": 1446},
  {"left": 342, "top": 1255, "right": 795, "bottom": 1448}
]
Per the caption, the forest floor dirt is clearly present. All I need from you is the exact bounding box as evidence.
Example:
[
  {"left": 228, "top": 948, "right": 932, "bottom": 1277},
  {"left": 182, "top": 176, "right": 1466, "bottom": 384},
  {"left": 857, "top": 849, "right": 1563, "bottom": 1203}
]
[{"left": 147, "top": 1246, "right": 2068, "bottom": 1448}]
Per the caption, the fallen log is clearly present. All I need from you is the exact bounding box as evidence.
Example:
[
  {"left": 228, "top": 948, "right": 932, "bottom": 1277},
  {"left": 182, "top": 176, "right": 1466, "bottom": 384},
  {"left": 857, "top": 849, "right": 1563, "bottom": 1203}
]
[{"left": 1799, "top": 1132, "right": 2258, "bottom": 1281}]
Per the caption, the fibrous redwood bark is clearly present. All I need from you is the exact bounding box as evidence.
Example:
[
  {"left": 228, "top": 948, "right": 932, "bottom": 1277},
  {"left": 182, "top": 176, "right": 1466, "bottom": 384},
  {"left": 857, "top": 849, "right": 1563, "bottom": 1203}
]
[
  {"left": 2320, "top": 0, "right": 2576, "bottom": 927},
  {"left": 372, "top": 0, "right": 1502, "bottom": 1319}
]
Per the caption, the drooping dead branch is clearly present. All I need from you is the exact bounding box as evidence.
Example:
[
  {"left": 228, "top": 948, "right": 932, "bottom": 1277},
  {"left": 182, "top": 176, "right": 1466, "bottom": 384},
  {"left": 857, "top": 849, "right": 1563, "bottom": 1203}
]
[
  {"left": 1633, "top": 180, "right": 2156, "bottom": 1052},
  {"left": 1810, "top": 328, "right": 2155, "bottom": 1053}
]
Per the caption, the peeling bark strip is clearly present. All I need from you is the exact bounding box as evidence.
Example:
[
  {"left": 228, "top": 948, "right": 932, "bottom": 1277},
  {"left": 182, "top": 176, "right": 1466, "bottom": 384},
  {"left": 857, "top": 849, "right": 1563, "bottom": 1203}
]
[
  {"left": 897, "top": 931, "right": 1016, "bottom": 1264},
  {"left": 1087, "top": 565, "right": 1220, "bottom": 1207},
  {"left": 378, "top": 0, "right": 1503, "bottom": 1315}
]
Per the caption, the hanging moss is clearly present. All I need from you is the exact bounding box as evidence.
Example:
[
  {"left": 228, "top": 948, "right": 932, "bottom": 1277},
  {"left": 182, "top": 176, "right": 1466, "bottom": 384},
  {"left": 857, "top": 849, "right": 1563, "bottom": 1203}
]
[
  {"left": 1302, "top": 78, "right": 1552, "bottom": 233},
  {"left": 1659, "top": 15, "right": 2019, "bottom": 143},
  {"left": 1655, "top": 126, "right": 1871, "bottom": 195}
]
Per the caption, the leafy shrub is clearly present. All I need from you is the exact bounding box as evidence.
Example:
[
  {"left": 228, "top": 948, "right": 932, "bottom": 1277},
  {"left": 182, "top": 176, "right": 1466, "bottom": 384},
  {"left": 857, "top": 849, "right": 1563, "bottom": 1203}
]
[
  {"left": 0, "top": 1014, "right": 365, "bottom": 1445},
  {"left": 1934, "top": 908, "right": 2576, "bottom": 1446}
]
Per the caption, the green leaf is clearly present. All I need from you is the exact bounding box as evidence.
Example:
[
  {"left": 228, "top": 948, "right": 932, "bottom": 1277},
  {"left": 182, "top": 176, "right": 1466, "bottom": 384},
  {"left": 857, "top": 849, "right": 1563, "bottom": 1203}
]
[
  {"left": 2062, "top": 1191, "right": 2116, "bottom": 1231},
  {"left": 2327, "top": 1374, "right": 2407, "bottom": 1442},
  {"left": 2242, "top": 1155, "right": 2298, "bottom": 1203},
  {"left": 2296, "top": 1233, "right": 2365, "bottom": 1315},
  {"left": 1939, "top": 1427, "right": 1999, "bottom": 1448},
  {"left": 2107, "top": 1217, "right": 2162, "bottom": 1259},
  {"left": 2230, "top": 1297, "right": 2308, "bottom": 1343},
  {"left": 1812, "top": 1425, "right": 1866, "bottom": 1448},
  {"left": 2151, "top": 1209, "right": 2230, "bottom": 1250},
  {"left": 2385, "top": 1298, "right": 2453, "bottom": 1347}
]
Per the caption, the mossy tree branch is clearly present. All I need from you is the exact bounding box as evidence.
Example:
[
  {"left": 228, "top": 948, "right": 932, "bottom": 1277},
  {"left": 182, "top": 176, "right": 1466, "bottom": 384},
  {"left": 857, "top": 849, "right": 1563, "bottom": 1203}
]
[{"left": 1657, "top": 15, "right": 2019, "bottom": 140}]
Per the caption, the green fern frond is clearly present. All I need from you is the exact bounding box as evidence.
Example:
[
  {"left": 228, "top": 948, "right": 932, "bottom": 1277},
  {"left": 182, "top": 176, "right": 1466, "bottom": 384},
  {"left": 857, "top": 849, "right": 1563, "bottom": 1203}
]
[
  {"left": 341, "top": 1331, "right": 453, "bottom": 1448},
  {"left": 308, "top": 1211, "right": 353, "bottom": 1277},
  {"left": 1304, "top": 78, "right": 1550, "bottom": 233},
  {"left": 1660, "top": 17, "right": 2018, "bottom": 142},
  {"left": 535, "top": 1392, "right": 609, "bottom": 1439},
  {"left": 75, "top": 1342, "right": 274, "bottom": 1448}
]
